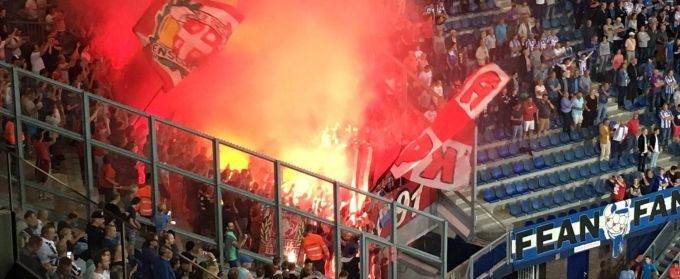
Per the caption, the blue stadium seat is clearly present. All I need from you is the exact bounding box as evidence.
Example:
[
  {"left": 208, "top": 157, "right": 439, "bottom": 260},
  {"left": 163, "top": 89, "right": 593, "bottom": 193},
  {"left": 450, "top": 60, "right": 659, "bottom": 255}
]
[
  {"left": 484, "top": 129, "right": 495, "bottom": 143},
  {"left": 538, "top": 175, "right": 550, "bottom": 189},
  {"left": 499, "top": 145, "right": 510, "bottom": 158},
  {"left": 509, "top": 142, "right": 520, "bottom": 156},
  {"left": 527, "top": 177, "right": 539, "bottom": 191},
  {"left": 570, "top": 130, "right": 582, "bottom": 142},
  {"left": 568, "top": 209, "right": 578, "bottom": 215},
  {"left": 478, "top": 150, "right": 488, "bottom": 164},
  {"left": 628, "top": 154, "right": 637, "bottom": 166},
  {"left": 514, "top": 161, "right": 526, "bottom": 174},
  {"left": 531, "top": 198, "right": 542, "bottom": 211},
  {"left": 491, "top": 166, "right": 503, "bottom": 180},
  {"left": 510, "top": 202, "right": 523, "bottom": 217},
  {"left": 574, "top": 30, "right": 583, "bottom": 40},
  {"left": 599, "top": 161, "right": 610, "bottom": 172},
  {"left": 558, "top": 212, "right": 567, "bottom": 218},
  {"left": 516, "top": 180, "right": 528, "bottom": 195},
  {"left": 544, "top": 154, "right": 554, "bottom": 168},
  {"left": 553, "top": 191, "right": 565, "bottom": 205},
  {"left": 487, "top": 148, "right": 499, "bottom": 162},
  {"left": 536, "top": 217, "right": 546, "bottom": 223},
  {"left": 564, "top": 149, "right": 575, "bottom": 162},
  {"left": 495, "top": 185, "right": 507, "bottom": 200},
  {"left": 580, "top": 206, "right": 589, "bottom": 212},
  {"left": 481, "top": 170, "right": 492, "bottom": 183},
  {"left": 574, "top": 185, "right": 586, "bottom": 199},
  {"left": 461, "top": 18, "right": 471, "bottom": 28},
  {"left": 542, "top": 194, "right": 554, "bottom": 208},
  {"left": 595, "top": 181, "right": 609, "bottom": 195},
  {"left": 547, "top": 215, "right": 556, "bottom": 221},
  {"left": 521, "top": 200, "right": 534, "bottom": 214},
  {"left": 525, "top": 220, "right": 535, "bottom": 227},
  {"left": 574, "top": 146, "right": 586, "bottom": 160},
  {"left": 624, "top": 99, "right": 634, "bottom": 110},
  {"left": 590, "top": 203, "right": 600, "bottom": 209},
  {"left": 609, "top": 159, "right": 620, "bottom": 170},
  {"left": 550, "top": 18, "right": 560, "bottom": 28},
  {"left": 534, "top": 156, "right": 546, "bottom": 169},
  {"left": 549, "top": 172, "right": 559, "bottom": 186},
  {"left": 483, "top": 188, "right": 497, "bottom": 203},
  {"left": 478, "top": 171, "right": 487, "bottom": 184},
  {"left": 569, "top": 168, "right": 580, "bottom": 180},
  {"left": 559, "top": 170, "right": 569, "bottom": 184},
  {"left": 585, "top": 144, "right": 596, "bottom": 157},
  {"left": 579, "top": 165, "right": 590, "bottom": 178},
  {"left": 584, "top": 184, "right": 595, "bottom": 197},
  {"left": 542, "top": 18, "right": 551, "bottom": 29},
  {"left": 553, "top": 151, "right": 565, "bottom": 164},
  {"left": 523, "top": 159, "right": 535, "bottom": 173},
  {"left": 506, "top": 183, "right": 518, "bottom": 196},
  {"left": 503, "top": 164, "right": 515, "bottom": 177},
  {"left": 539, "top": 136, "right": 550, "bottom": 149},
  {"left": 550, "top": 133, "right": 560, "bottom": 146},
  {"left": 589, "top": 163, "right": 600, "bottom": 175},
  {"left": 530, "top": 139, "right": 540, "bottom": 151},
  {"left": 564, "top": 189, "right": 575, "bottom": 202},
  {"left": 560, "top": 132, "right": 571, "bottom": 143}
]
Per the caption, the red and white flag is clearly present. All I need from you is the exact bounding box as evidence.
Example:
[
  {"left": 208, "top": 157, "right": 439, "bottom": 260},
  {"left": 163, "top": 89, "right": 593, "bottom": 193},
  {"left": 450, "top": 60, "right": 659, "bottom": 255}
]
[{"left": 134, "top": 0, "right": 243, "bottom": 89}]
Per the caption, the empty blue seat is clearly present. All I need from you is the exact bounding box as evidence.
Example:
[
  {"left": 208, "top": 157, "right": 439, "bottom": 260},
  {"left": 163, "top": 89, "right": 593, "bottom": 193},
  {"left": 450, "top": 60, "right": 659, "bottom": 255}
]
[
  {"left": 564, "top": 150, "right": 575, "bottom": 162},
  {"left": 544, "top": 154, "right": 554, "bottom": 168},
  {"left": 491, "top": 166, "right": 503, "bottom": 179},
  {"left": 590, "top": 203, "right": 600, "bottom": 209},
  {"left": 568, "top": 209, "right": 578, "bottom": 215},
  {"left": 589, "top": 163, "right": 600, "bottom": 175},
  {"left": 585, "top": 145, "right": 596, "bottom": 157},
  {"left": 530, "top": 139, "right": 540, "bottom": 150},
  {"left": 487, "top": 148, "right": 499, "bottom": 161},
  {"left": 609, "top": 159, "right": 620, "bottom": 170},
  {"left": 516, "top": 181, "right": 528, "bottom": 195},
  {"left": 580, "top": 206, "right": 589, "bottom": 212},
  {"left": 478, "top": 171, "right": 487, "bottom": 184},
  {"left": 506, "top": 183, "right": 517, "bottom": 196},
  {"left": 559, "top": 170, "right": 569, "bottom": 184},
  {"left": 481, "top": 170, "right": 492, "bottom": 183},
  {"left": 549, "top": 172, "right": 559, "bottom": 186},
  {"left": 539, "top": 136, "right": 550, "bottom": 149},
  {"left": 524, "top": 220, "right": 535, "bottom": 227},
  {"left": 550, "top": 18, "right": 560, "bottom": 28},
  {"left": 542, "top": 18, "right": 551, "bottom": 28},
  {"left": 599, "top": 161, "right": 610, "bottom": 172},
  {"left": 579, "top": 165, "right": 591, "bottom": 178},
  {"left": 483, "top": 129, "right": 494, "bottom": 143},
  {"left": 509, "top": 143, "right": 520, "bottom": 156},
  {"left": 478, "top": 150, "right": 488, "bottom": 164},
  {"left": 527, "top": 177, "right": 539, "bottom": 191},
  {"left": 543, "top": 194, "right": 554, "bottom": 208},
  {"left": 570, "top": 131, "right": 582, "bottom": 142},
  {"left": 595, "top": 181, "right": 608, "bottom": 195},
  {"left": 523, "top": 159, "right": 535, "bottom": 173},
  {"left": 564, "top": 189, "right": 575, "bottom": 202},
  {"left": 531, "top": 198, "right": 542, "bottom": 211},
  {"left": 502, "top": 164, "right": 514, "bottom": 177},
  {"left": 574, "top": 146, "right": 586, "bottom": 160},
  {"left": 521, "top": 200, "right": 534, "bottom": 214},
  {"left": 554, "top": 191, "right": 565, "bottom": 205},
  {"left": 510, "top": 202, "right": 523, "bottom": 217},
  {"left": 569, "top": 168, "right": 580, "bottom": 180},
  {"left": 584, "top": 184, "right": 595, "bottom": 197},
  {"left": 628, "top": 154, "right": 638, "bottom": 165},
  {"left": 536, "top": 217, "right": 545, "bottom": 223},
  {"left": 560, "top": 132, "right": 571, "bottom": 143},
  {"left": 550, "top": 133, "right": 560, "bottom": 146},
  {"left": 538, "top": 175, "right": 550, "bottom": 188},
  {"left": 483, "top": 188, "right": 497, "bottom": 202},
  {"left": 547, "top": 215, "right": 556, "bottom": 220},
  {"left": 495, "top": 185, "right": 507, "bottom": 200},
  {"left": 558, "top": 212, "right": 567, "bottom": 218},
  {"left": 499, "top": 145, "right": 510, "bottom": 158},
  {"left": 553, "top": 151, "right": 565, "bottom": 164},
  {"left": 574, "top": 186, "right": 586, "bottom": 199},
  {"left": 514, "top": 161, "right": 526, "bottom": 174},
  {"left": 534, "top": 156, "right": 546, "bottom": 169}
]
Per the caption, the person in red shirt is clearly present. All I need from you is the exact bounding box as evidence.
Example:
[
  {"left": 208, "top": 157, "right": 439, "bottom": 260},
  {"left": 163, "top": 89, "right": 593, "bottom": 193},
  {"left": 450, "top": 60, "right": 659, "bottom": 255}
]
[
  {"left": 33, "top": 130, "right": 55, "bottom": 184},
  {"left": 609, "top": 175, "right": 627, "bottom": 202},
  {"left": 98, "top": 155, "right": 120, "bottom": 203},
  {"left": 669, "top": 261, "right": 680, "bottom": 279},
  {"left": 521, "top": 96, "right": 538, "bottom": 141}
]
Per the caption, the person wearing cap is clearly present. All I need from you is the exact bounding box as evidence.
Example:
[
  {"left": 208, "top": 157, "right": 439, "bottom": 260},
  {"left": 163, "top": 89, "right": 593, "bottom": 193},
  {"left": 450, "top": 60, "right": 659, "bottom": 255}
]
[
  {"left": 625, "top": 32, "right": 636, "bottom": 62},
  {"left": 669, "top": 260, "right": 680, "bottom": 279},
  {"left": 238, "top": 255, "right": 255, "bottom": 279}
]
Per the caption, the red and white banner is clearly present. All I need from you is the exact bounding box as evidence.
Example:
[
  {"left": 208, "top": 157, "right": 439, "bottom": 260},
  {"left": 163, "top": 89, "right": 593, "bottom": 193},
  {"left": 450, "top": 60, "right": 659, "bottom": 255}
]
[{"left": 134, "top": 0, "right": 243, "bottom": 89}]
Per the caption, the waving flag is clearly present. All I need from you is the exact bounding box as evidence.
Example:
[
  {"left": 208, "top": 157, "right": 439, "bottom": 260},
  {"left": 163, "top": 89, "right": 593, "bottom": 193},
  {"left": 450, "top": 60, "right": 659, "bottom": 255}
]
[{"left": 134, "top": 0, "right": 243, "bottom": 89}]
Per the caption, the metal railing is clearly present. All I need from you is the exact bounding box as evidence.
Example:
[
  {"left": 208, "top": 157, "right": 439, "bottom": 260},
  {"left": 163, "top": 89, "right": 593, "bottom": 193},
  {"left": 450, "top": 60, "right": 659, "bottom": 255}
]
[
  {"left": 642, "top": 221, "right": 680, "bottom": 264},
  {"left": 0, "top": 60, "right": 448, "bottom": 278},
  {"left": 448, "top": 231, "right": 509, "bottom": 279}
]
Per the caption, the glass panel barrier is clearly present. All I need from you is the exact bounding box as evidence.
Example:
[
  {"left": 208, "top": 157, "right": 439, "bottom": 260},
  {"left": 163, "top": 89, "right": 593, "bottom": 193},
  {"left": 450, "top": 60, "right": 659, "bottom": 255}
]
[
  {"left": 155, "top": 120, "right": 214, "bottom": 180},
  {"left": 279, "top": 165, "right": 335, "bottom": 222},
  {"left": 89, "top": 96, "right": 151, "bottom": 159},
  {"left": 158, "top": 167, "right": 215, "bottom": 238},
  {"left": 219, "top": 142, "right": 275, "bottom": 201},
  {"left": 396, "top": 250, "right": 441, "bottom": 279}
]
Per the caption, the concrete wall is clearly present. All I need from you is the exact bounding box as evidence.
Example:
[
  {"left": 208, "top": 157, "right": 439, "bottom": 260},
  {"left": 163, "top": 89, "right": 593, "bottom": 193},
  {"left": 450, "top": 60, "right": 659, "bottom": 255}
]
[{"left": 0, "top": 210, "right": 15, "bottom": 279}]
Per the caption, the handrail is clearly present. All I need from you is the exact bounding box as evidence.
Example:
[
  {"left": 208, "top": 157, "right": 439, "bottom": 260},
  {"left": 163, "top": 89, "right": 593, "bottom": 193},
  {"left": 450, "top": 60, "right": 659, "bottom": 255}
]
[
  {"left": 660, "top": 246, "right": 680, "bottom": 279},
  {"left": 449, "top": 231, "right": 508, "bottom": 279},
  {"left": 7, "top": 152, "right": 221, "bottom": 279},
  {"left": 642, "top": 221, "right": 679, "bottom": 262}
]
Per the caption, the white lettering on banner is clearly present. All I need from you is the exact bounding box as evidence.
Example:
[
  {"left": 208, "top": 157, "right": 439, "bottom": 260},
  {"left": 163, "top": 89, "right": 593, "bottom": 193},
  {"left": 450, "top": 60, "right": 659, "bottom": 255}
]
[
  {"left": 390, "top": 128, "right": 441, "bottom": 179},
  {"left": 395, "top": 185, "right": 423, "bottom": 227},
  {"left": 407, "top": 139, "right": 472, "bottom": 191},
  {"left": 455, "top": 64, "right": 509, "bottom": 118}
]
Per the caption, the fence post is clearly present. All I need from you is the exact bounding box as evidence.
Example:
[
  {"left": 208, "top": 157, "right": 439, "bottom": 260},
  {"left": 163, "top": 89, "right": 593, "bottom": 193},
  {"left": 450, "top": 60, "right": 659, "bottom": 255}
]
[
  {"left": 213, "top": 139, "right": 224, "bottom": 267},
  {"left": 273, "top": 161, "right": 284, "bottom": 261}
]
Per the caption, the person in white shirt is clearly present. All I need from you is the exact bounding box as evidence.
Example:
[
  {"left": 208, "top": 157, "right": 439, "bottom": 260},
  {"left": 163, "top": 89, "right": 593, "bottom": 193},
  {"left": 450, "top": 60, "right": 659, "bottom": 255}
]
[
  {"left": 612, "top": 122, "right": 628, "bottom": 160},
  {"left": 36, "top": 226, "right": 57, "bottom": 271},
  {"left": 86, "top": 249, "right": 111, "bottom": 279},
  {"left": 650, "top": 127, "right": 661, "bottom": 168},
  {"left": 30, "top": 43, "right": 46, "bottom": 74},
  {"left": 424, "top": 104, "right": 437, "bottom": 123},
  {"left": 418, "top": 65, "right": 433, "bottom": 87}
]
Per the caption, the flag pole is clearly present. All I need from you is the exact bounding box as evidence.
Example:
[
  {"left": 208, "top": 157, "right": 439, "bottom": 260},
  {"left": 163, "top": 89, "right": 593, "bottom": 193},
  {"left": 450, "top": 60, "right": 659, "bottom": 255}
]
[{"left": 133, "top": 86, "right": 164, "bottom": 127}]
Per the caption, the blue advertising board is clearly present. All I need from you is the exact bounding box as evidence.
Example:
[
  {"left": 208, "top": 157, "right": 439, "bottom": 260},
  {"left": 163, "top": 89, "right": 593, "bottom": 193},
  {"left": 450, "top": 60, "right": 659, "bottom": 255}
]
[{"left": 511, "top": 187, "right": 680, "bottom": 267}]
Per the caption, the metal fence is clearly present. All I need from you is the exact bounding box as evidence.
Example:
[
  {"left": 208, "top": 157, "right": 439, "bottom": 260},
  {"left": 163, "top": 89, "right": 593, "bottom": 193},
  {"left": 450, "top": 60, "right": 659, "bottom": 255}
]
[{"left": 0, "top": 61, "right": 448, "bottom": 278}]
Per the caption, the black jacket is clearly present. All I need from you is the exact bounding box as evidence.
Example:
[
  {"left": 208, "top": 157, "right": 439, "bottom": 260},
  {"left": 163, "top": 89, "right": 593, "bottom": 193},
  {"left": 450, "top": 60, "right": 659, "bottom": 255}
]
[
  {"left": 648, "top": 134, "right": 659, "bottom": 152},
  {"left": 638, "top": 134, "right": 648, "bottom": 153}
]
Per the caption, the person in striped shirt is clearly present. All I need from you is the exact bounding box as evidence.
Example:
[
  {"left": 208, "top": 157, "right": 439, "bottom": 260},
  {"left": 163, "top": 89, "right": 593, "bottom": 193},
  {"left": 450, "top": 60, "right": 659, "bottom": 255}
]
[
  {"left": 665, "top": 70, "right": 677, "bottom": 105},
  {"left": 659, "top": 103, "right": 674, "bottom": 147}
]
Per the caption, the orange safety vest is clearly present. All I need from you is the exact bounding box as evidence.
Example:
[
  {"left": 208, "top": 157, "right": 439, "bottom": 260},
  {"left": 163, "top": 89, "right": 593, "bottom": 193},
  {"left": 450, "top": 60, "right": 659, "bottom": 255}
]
[
  {"left": 137, "top": 184, "right": 153, "bottom": 217},
  {"left": 4, "top": 121, "right": 24, "bottom": 145},
  {"left": 301, "top": 233, "right": 327, "bottom": 261}
]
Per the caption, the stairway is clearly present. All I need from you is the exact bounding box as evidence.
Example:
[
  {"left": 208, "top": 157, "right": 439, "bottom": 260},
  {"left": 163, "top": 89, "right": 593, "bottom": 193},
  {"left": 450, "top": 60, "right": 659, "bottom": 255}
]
[{"left": 658, "top": 236, "right": 680, "bottom": 275}]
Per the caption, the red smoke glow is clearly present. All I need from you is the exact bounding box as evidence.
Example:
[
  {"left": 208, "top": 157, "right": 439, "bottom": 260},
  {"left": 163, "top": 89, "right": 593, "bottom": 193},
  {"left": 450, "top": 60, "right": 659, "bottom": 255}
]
[{"left": 59, "top": 0, "right": 398, "bottom": 184}]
